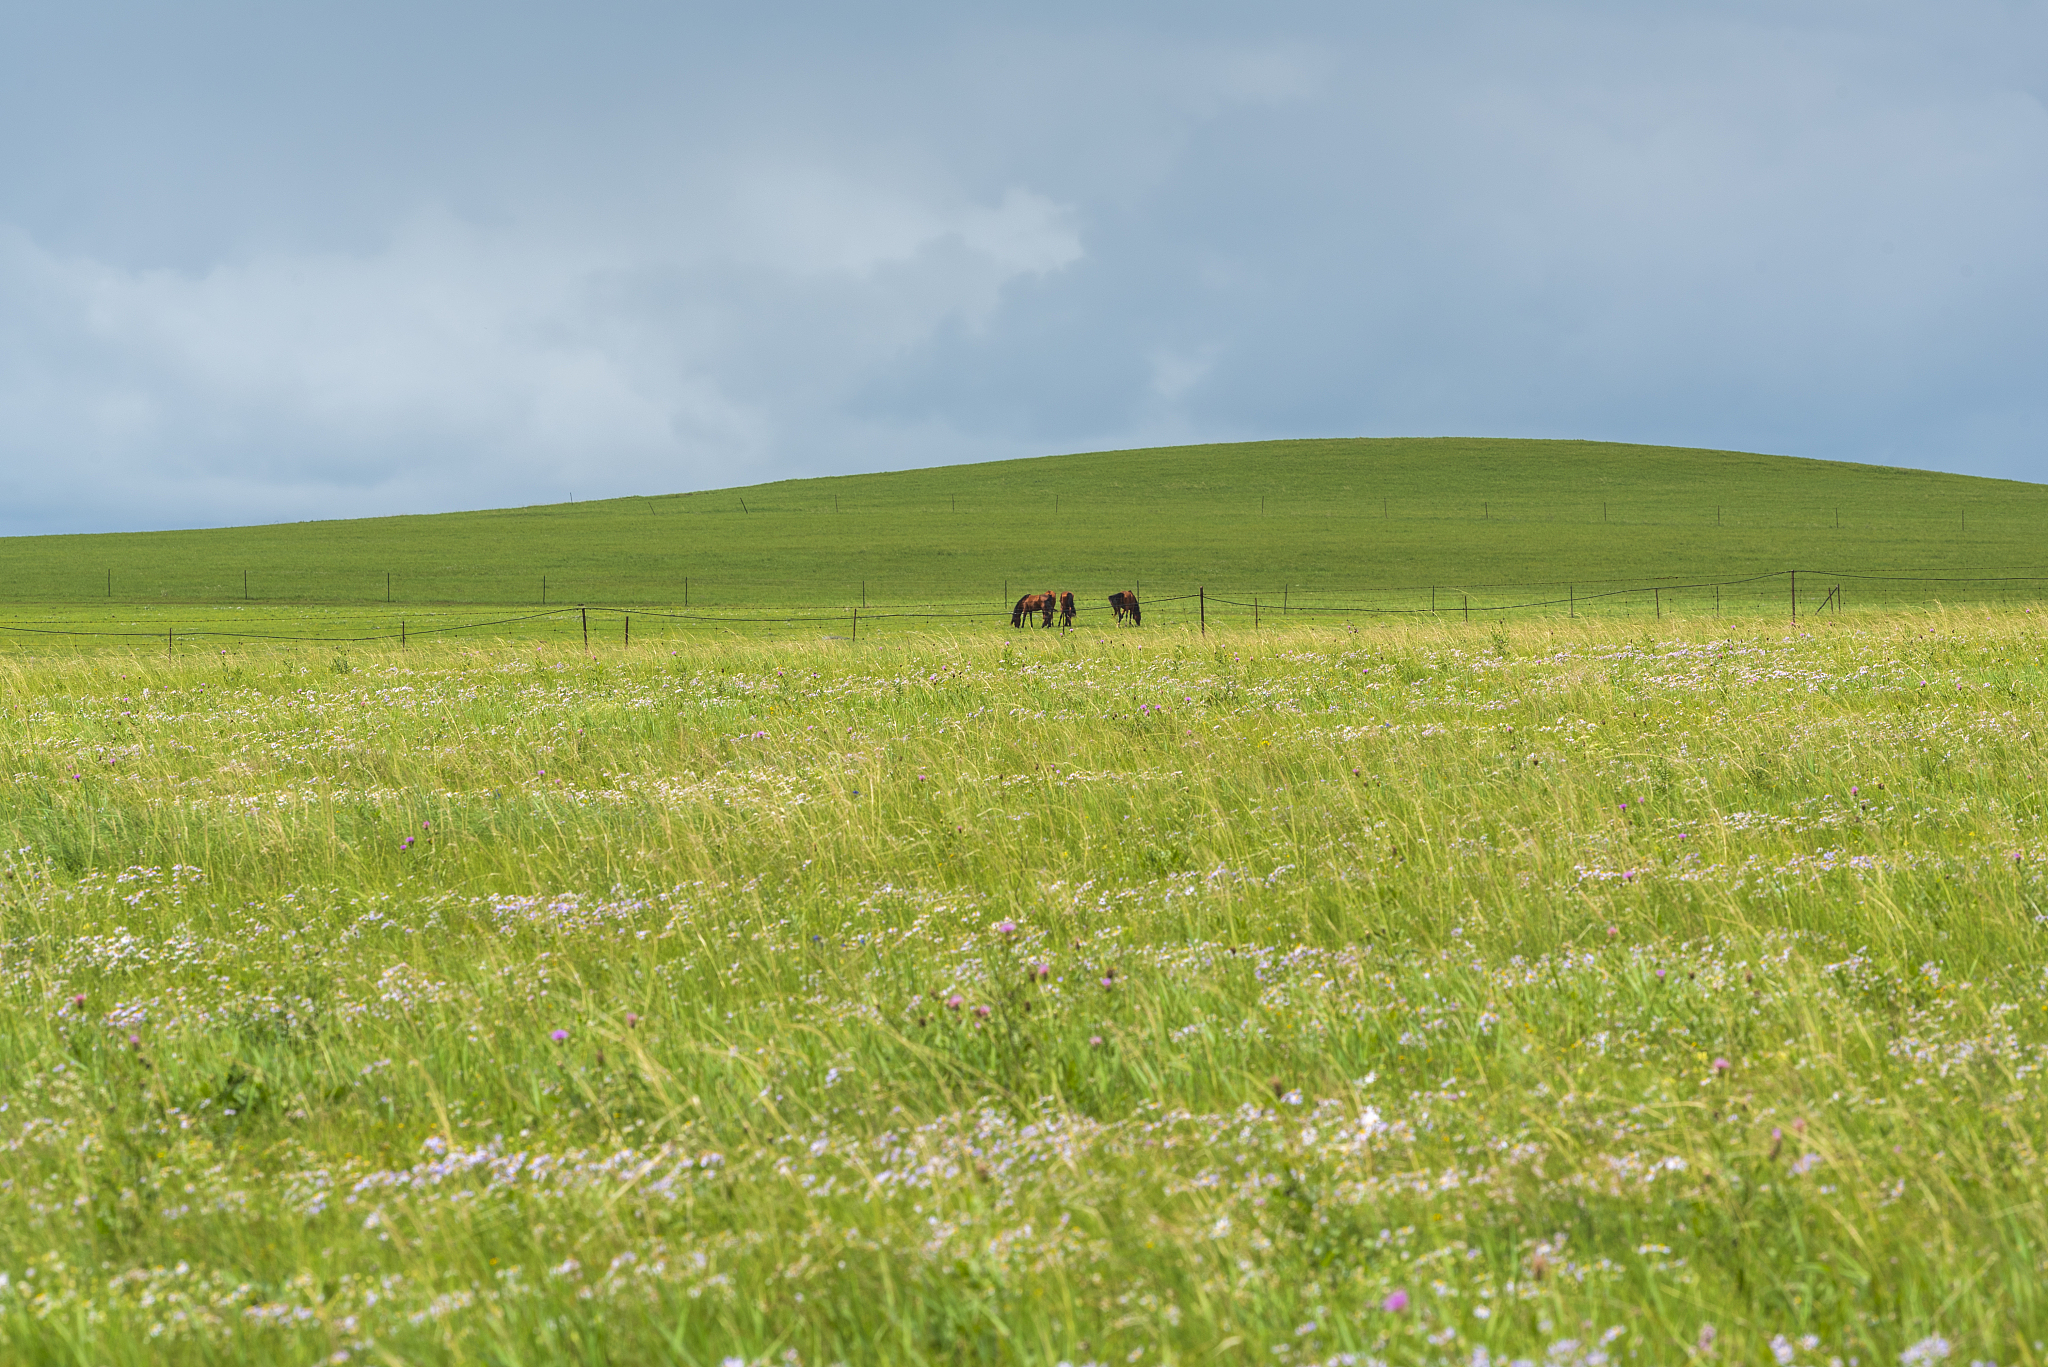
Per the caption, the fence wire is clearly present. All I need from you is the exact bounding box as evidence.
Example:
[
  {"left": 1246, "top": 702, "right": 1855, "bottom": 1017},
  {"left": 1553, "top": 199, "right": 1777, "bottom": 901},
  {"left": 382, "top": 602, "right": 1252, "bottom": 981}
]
[{"left": 0, "top": 571, "right": 2042, "bottom": 647}]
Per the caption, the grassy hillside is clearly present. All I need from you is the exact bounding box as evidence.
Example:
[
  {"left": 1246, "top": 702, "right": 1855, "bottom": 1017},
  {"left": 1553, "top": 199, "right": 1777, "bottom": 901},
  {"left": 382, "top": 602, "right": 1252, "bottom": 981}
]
[{"left": 3, "top": 438, "right": 2045, "bottom": 614}]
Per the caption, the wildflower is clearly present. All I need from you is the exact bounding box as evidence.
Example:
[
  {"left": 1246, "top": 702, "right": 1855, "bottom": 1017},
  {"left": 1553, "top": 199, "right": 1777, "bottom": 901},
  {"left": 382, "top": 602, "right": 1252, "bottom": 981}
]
[
  {"left": 1100, "top": 976, "right": 1116, "bottom": 989},
  {"left": 993, "top": 920, "right": 1017, "bottom": 935},
  {"left": 946, "top": 995, "right": 964, "bottom": 1011},
  {"left": 1030, "top": 963, "right": 1051, "bottom": 981},
  {"left": 70, "top": 995, "right": 85, "bottom": 1009},
  {"left": 1089, "top": 1035, "right": 1104, "bottom": 1047},
  {"left": 1900, "top": 1336, "right": 1951, "bottom": 1365},
  {"left": 1696, "top": 1324, "right": 1717, "bottom": 1355},
  {"left": 1712, "top": 1057, "right": 1731, "bottom": 1075},
  {"left": 549, "top": 1029, "right": 569, "bottom": 1042},
  {"left": 1771, "top": 1335, "right": 1795, "bottom": 1365},
  {"left": 623, "top": 1013, "right": 640, "bottom": 1027},
  {"left": 1382, "top": 1289, "right": 1409, "bottom": 1313},
  {"left": 128, "top": 1034, "right": 141, "bottom": 1049},
  {"left": 973, "top": 1005, "right": 991, "bottom": 1019}
]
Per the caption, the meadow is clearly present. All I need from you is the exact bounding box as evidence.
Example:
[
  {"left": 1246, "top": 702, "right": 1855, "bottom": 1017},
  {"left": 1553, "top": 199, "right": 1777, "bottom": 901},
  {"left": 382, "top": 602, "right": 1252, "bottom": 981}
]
[
  {"left": 4, "top": 438, "right": 2047, "bottom": 613},
  {"left": 4, "top": 605, "right": 2048, "bottom": 1364}
]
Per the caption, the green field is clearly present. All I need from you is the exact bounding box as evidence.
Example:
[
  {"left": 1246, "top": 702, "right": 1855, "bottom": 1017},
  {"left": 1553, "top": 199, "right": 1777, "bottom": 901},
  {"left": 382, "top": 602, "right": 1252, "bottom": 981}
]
[
  {"left": 4, "top": 440, "right": 2047, "bottom": 630},
  {"left": 7, "top": 440, "right": 2048, "bottom": 1363},
  {"left": 3, "top": 607, "right": 2048, "bottom": 1363}
]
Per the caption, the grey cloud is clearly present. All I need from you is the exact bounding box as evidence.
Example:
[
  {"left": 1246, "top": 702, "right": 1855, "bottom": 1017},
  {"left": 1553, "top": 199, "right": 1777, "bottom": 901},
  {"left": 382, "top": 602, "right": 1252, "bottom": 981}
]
[{"left": 0, "top": 2, "right": 2043, "bottom": 533}]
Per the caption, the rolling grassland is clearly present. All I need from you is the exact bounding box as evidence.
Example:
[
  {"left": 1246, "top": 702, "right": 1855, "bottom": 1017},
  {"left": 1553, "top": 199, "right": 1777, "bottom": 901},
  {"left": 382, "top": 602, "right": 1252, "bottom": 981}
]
[
  {"left": 3, "top": 438, "right": 2046, "bottom": 613},
  {"left": 2, "top": 608, "right": 2048, "bottom": 1363}
]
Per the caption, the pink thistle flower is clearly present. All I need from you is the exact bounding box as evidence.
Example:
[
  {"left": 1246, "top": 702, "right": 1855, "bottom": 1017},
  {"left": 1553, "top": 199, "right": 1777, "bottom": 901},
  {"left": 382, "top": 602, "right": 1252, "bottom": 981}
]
[
  {"left": 549, "top": 1029, "right": 569, "bottom": 1042},
  {"left": 1712, "top": 1057, "right": 1731, "bottom": 1075},
  {"left": 993, "top": 920, "right": 1017, "bottom": 935},
  {"left": 1382, "top": 1289, "right": 1409, "bottom": 1313},
  {"left": 1031, "top": 963, "right": 1051, "bottom": 981},
  {"left": 623, "top": 1013, "right": 640, "bottom": 1027},
  {"left": 946, "top": 995, "right": 964, "bottom": 1010},
  {"left": 973, "top": 1004, "right": 991, "bottom": 1019}
]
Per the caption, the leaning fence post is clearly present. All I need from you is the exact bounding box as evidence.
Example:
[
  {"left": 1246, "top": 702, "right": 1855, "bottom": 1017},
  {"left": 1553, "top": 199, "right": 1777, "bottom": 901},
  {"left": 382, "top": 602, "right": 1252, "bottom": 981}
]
[
  {"left": 167, "top": 627, "right": 173, "bottom": 660},
  {"left": 1199, "top": 588, "right": 1206, "bottom": 635},
  {"left": 1791, "top": 570, "right": 1798, "bottom": 622},
  {"left": 581, "top": 606, "right": 589, "bottom": 652}
]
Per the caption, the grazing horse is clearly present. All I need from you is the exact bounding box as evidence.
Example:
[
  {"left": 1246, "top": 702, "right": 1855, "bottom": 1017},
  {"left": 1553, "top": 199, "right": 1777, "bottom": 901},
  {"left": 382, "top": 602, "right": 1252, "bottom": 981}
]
[
  {"left": 1012, "top": 592, "right": 1056, "bottom": 627},
  {"left": 1108, "top": 590, "right": 1141, "bottom": 626},
  {"left": 1058, "top": 591, "right": 1076, "bottom": 627}
]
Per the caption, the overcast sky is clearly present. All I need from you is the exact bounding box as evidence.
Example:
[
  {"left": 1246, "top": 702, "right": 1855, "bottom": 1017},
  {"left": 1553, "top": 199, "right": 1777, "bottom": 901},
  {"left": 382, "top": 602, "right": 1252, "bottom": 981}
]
[{"left": 1, "top": 1, "right": 2043, "bottom": 534}]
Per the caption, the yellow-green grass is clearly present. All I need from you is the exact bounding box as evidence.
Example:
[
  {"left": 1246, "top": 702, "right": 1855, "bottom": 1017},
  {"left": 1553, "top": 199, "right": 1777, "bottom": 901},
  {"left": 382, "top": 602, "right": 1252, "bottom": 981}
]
[
  {"left": 3, "top": 608, "right": 2048, "bottom": 1362},
  {"left": 4, "top": 439, "right": 2047, "bottom": 615}
]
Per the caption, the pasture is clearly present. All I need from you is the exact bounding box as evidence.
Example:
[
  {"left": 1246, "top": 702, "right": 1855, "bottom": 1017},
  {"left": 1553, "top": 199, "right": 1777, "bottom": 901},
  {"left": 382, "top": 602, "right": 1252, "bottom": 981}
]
[
  {"left": 4, "top": 605, "right": 2048, "bottom": 1364},
  {"left": 3, "top": 438, "right": 2047, "bottom": 616}
]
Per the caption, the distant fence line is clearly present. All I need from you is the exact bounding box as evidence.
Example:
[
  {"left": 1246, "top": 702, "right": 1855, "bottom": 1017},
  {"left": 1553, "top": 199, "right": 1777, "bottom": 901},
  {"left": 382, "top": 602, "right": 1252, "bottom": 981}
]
[{"left": 3, "top": 568, "right": 2048, "bottom": 651}]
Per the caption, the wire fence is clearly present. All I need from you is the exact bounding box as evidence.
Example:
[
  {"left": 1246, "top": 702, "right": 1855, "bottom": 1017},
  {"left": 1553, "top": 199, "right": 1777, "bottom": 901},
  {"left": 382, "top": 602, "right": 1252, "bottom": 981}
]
[{"left": 3, "top": 568, "right": 2048, "bottom": 652}]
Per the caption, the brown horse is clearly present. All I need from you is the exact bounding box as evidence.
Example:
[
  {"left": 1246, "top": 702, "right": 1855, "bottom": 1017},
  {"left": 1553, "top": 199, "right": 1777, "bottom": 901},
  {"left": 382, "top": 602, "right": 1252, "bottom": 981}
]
[
  {"left": 1108, "top": 590, "right": 1141, "bottom": 625},
  {"left": 1058, "top": 591, "right": 1076, "bottom": 627},
  {"left": 1012, "top": 592, "right": 1056, "bottom": 627}
]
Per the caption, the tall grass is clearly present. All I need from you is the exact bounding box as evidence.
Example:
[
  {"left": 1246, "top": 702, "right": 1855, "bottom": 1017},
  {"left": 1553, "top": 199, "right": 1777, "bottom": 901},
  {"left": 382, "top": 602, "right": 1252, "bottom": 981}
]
[{"left": 2, "top": 609, "right": 2046, "bottom": 1363}]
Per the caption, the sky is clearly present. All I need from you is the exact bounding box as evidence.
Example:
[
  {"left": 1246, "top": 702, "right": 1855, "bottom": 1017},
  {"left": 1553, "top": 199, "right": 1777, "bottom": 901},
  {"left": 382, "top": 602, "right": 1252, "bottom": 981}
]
[{"left": 1, "top": 1, "right": 2044, "bottom": 535}]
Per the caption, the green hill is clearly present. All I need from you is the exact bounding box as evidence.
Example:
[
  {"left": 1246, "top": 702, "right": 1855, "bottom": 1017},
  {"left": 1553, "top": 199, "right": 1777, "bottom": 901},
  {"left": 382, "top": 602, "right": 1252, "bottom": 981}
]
[{"left": 4, "top": 438, "right": 2046, "bottom": 618}]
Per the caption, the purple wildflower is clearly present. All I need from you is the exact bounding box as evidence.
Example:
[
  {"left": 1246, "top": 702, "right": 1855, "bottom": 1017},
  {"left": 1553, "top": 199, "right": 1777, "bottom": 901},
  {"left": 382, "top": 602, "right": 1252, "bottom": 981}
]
[
  {"left": 1382, "top": 1289, "right": 1409, "bottom": 1313},
  {"left": 550, "top": 1029, "right": 569, "bottom": 1042}
]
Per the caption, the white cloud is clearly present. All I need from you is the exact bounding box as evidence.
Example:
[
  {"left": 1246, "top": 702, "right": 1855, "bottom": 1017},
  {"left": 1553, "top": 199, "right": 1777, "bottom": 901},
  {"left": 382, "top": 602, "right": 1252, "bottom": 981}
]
[
  {"left": 0, "top": 175, "right": 1085, "bottom": 529},
  {"left": 0, "top": 2, "right": 2045, "bottom": 532}
]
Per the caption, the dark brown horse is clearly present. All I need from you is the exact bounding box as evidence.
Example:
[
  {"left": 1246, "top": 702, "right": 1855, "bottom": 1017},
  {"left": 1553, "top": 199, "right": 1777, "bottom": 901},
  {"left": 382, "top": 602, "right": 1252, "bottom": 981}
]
[
  {"left": 1108, "top": 590, "right": 1141, "bottom": 625},
  {"left": 1012, "top": 592, "right": 1056, "bottom": 627},
  {"left": 1058, "top": 591, "right": 1076, "bottom": 627}
]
